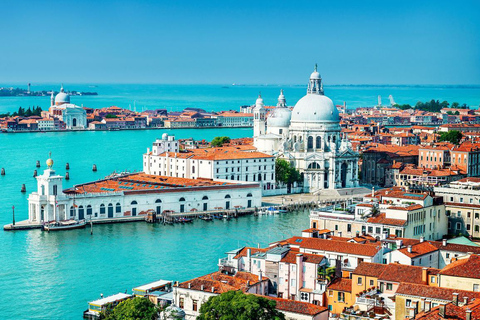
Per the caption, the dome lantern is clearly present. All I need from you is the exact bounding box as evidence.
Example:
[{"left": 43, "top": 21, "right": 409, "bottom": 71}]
[{"left": 307, "top": 64, "right": 324, "bottom": 95}]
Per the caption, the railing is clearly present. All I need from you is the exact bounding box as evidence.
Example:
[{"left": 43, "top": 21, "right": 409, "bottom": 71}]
[{"left": 218, "top": 258, "right": 236, "bottom": 268}]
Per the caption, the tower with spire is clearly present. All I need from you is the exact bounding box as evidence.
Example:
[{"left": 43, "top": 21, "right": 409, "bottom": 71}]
[
  {"left": 307, "top": 64, "right": 324, "bottom": 95},
  {"left": 253, "top": 93, "right": 266, "bottom": 137},
  {"left": 277, "top": 89, "right": 287, "bottom": 108}
]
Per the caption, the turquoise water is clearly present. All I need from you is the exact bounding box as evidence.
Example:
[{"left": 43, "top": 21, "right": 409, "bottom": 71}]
[
  {"left": 0, "top": 128, "right": 311, "bottom": 319},
  {"left": 1, "top": 84, "right": 480, "bottom": 114}
]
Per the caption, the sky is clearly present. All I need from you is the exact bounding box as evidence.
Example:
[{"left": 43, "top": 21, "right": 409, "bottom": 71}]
[{"left": 0, "top": 0, "right": 479, "bottom": 85}]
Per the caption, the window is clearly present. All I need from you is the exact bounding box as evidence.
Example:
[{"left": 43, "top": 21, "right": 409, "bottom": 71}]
[
  {"left": 431, "top": 276, "right": 436, "bottom": 283},
  {"left": 338, "top": 292, "right": 345, "bottom": 302},
  {"left": 456, "top": 222, "right": 462, "bottom": 230},
  {"left": 193, "top": 300, "right": 198, "bottom": 311},
  {"left": 370, "top": 280, "right": 374, "bottom": 286},
  {"left": 357, "top": 277, "right": 363, "bottom": 285},
  {"left": 100, "top": 204, "right": 105, "bottom": 214},
  {"left": 474, "top": 284, "right": 479, "bottom": 292},
  {"left": 53, "top": 185, "right": 57, "bottom": 196},
  {"left": 179, "top": 297, "right": 184, "bottom": 308},
  {"left": 386, "top": 283, "right": 393, "bottom": 291},
  {"left": 406, "top": 299, "right": 411, "bottom": 307}
]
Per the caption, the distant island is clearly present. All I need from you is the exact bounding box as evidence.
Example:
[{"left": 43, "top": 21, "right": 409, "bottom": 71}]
[{"left": 0, "top": 87, "right": 98, "bottom": 97}]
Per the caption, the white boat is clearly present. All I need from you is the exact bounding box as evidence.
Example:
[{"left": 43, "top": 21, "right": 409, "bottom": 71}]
[{"left": 43, "top": 219, "right": 86, "bottom": 231}]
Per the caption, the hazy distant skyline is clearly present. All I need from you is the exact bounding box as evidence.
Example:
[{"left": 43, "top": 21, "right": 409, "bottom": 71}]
[{"left": 0, "top": 0, "right": 479, "bottom": 85}]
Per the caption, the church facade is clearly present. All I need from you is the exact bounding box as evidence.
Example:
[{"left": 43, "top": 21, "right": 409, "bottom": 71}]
[
  {"left": 253, "top": 66, "right": 360, "bottom": 192},
  {"left": 48, "top": 86, "right": 87, "bottom": 129}
]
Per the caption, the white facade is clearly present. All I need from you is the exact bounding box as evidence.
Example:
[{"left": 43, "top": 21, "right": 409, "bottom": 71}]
[
  {"left": 28, "top": 160, "right": 261, "bottom": 223},
  {"left": 253, "top": 66, "right": 360, "bottom": 192},
  {"left": 143, "top": 134, "right": 276, "bottom": 195},
  {"left": 49, "top": 86, "right": 87, "bottom": 129}
]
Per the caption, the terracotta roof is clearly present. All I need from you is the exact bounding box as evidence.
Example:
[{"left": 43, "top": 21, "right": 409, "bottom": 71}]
[
  {"left": 439, "top": 255, "right": 480, "bottom": 279},
  {"left": 387, "top": 204, "right": 424, "bottom": 211},
  {"left": 280, "top": 251, "right": 325, "bottom": 265},
  {"left": 429, "top": 241, "right": 480, "bottom": 255},
  {"left": 177, "top": 271, "right": 266, "bottom": 294},
  {"left": 283, "top": 237, "right": 381, "bottom": 257},
  {"left": 63, "top": 173, "right": 240, "bottom": 195},
  {"left": 396, "top": 283, "right": 480, "bottom": 301},
  {"left": 397, "top": 242, "right": 439, "bottom": 258},
  {"left": 328, "top": 278, "right": 352, "bottom": 292},
  {"left": 160, "top": 148, "right": 273, "bottom": 161},
  {"left": 354, "top": 262, "right": 439, "bottom": 285},
  {"left": 264, "top": 296, "right": 328, "bottom": 316},
  {"left": 414, "top": 299, "right": 480, "bottom": 320},
  {"left": 367, "top": 213, "right": 407, "bottom": 226}
]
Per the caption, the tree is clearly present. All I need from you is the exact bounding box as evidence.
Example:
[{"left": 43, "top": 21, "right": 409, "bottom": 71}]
[
  {"left": 318, "top": 266, "right": 336, "bottom": 282},
  {"left": 197, "top": 291, "right": 285, "bottom": 320},
  {"left": 439, "top": 130, "right": 463, "bottom": 145},
  {"left": 211, "top": 136, "right": 230, "bottom": 147},
  {"left": 275, "top": 159, "right": 302, "bottom": 186},
  {"left": 100, "top": 297, "right": 158, "bottom": 320},
  {"left": 105, "top": 114, "right": 118, "bottom": 118}
]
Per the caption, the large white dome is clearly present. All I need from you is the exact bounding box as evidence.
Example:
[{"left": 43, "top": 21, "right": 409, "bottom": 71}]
[
  {"left": 55, "top": 92, "right": 70, "bottom": 104},
  {"left": 267, "top": 107, "right": 291, "bottom": 127},
  {"left": 291, "top": 94, "right": 339, "bottom": 123}
]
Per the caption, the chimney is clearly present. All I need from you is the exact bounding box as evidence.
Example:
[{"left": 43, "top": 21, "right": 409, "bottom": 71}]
[
  {"left": 463, "top": 297, "right": 469, "bottom": 305},
  {"left": 422, "top": 267, "right": 428, "bottom": 283},
  {"left": 439, "top": 305, "right": 445, "bottom": 317},
  {"left": 372, "top": 186, "right": 375, "bottom": 197},
  {"left": 338, "top": 231, "right": 342, "bottom": 237},
  {"left": 443, "top": 238, "right": 447, "bottom": 246},
  {"left": 466, "top": 309, "right": 472, "bottom": 320},
  {"left": 407, "top": 245, "right": 412, "bottom": 253},
  {"left": 211, "top": 287, "right": 214, "bottom": 293},
  {"left": 425, "top": 300, "right": 431, "bottom": 312},
  {"left": 247, "top": 280, "right": 250, "bottom": 287},
  {"left": 200, "top": 285, "right": 204, "bottom": 291},
  {"left": 408, "top": 307, "right": 416, "bottom": 318},
  {"left": 420, "top": 236, "right": 424, "bottom": 243},
  {"left": 246, "top": 248, "right": 252, "bottom": 272},
  {"left": 259, "top": 270, "right": 263, "bottom": 282},
  {"left": 453, "top": 293, "right": 459, "bottom": 306},
  {"left": 188, "top": 283, "right": 191, "bottom": 289}
]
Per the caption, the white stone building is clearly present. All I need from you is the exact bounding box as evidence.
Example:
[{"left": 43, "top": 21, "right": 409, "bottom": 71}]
[
  {"left": 253, "top": 66, "right": 359, "bottom": 192},
  {"left": 28, "top": 158, "right": 261, "bottom": 223},
  {"left": 48, "top": 86, "right": 87, "bottom": 129},
  {"left": 143, "top": 134, "right": 277, "bottom": 195}
]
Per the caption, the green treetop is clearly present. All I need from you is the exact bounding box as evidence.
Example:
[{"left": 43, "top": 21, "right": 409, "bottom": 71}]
[
  {"left": 197, "top": 291, "right": 285, "bottom": 320},
  {"left": 211, "top": 136, "right": 231, "bottom": 147}
]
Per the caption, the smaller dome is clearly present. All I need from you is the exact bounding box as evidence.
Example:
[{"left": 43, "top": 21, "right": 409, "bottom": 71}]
[
  {"left": 46, "top": 158, "right": 54, "bottom": 168},
  {"left": 255, "top": 93, "right": 264, "bottom": 108},
  {"left": 310, "top": 71, "right": 321, "bottom": 80},
  {"left": 162, "top": 133, "right": 168, "bottom": 140},
  {"left": 267, "top": 107, "right": 292, "bottom": 128},
  {"left": 55, "top": 92, "right": 70, "bottom": 104}
]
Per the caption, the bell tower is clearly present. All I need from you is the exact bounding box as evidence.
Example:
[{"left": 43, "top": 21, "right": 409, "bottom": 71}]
[{"left": 253, "top": 93, "right": 266, "bottom": 137}]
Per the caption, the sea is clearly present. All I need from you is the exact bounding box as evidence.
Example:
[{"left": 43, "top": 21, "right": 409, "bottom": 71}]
[{"left": 1, "top": 84, "right": 480, "bottom": 319}]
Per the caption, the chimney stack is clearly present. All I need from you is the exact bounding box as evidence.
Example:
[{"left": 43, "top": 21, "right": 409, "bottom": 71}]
[
  {"left": 200, "top": 285, "right": 204, "bottom": 291},
  {"left": 439, "top": 305, "right": 445, "bottom": 317},
  {"left": 259, "top": 270, "right": 263, "bottom": 282},
  {"left": 211, "top": 287, "right": 215, "bottom": 293},
  {"left": 453, "top": 293, "right": 459, "bottom": 306},
  {"left": 422, "top": 267, "right": 428, "bottom": 283},
  {"left": 247, "top": 280, "right": 250, "bottom": 287},
  {"left": 464, "top": 297, "right": 469, "bottom": 305},
  {"left": 466, "top": 309, "right": 472, "bottom": 320},
  {"left": 443, "top": 238, "right": 447, "bottom": 246},
  {"left": 407, "top": 245, "right": 412, "bottom": 253},
  {"left": 420, "top": 236, "right": 424, "bottom": 243},
  {"left": 188, "top": 283, "right": 191, "bottom": 289},
  {"left": 425, "top": 300, "right": 431, "bottom": 312}
]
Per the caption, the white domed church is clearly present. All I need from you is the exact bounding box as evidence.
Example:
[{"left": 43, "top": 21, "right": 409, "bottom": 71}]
[
  {"left": 48, "top": 85, "right": 87, "bottom": 129},
  {"left": 253, "top": 66, "right": 359, "bottom": 192}
]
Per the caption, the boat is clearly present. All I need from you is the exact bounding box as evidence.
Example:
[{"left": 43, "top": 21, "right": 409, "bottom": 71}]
[
  {"left": 200, "top": 215, "right": 213, "bottom": 221},
  {"left": 43, "top": 219, "right": 86, "bottom": 231}
]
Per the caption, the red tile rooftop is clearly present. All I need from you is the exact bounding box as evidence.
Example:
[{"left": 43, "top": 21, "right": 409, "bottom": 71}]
[
  {"left": 328, "top": 278, "right": 352, "bottom": 292},
  {"left": 414, "top": 298, "right": 480, "bottom": 320},
  {"left": 354, "top": 262, "right": 439, "bottom": 285},
  {"left": 63, "top": 173, "right": 244, "bottom": 195},
  {"left": 177, "top": 271, "right": 266, "bottom": 294},
  {"left": 264, "top": 296, "right": 328, "bottom": 316},
  {"left": 281, "top": 236, "right": 381, "bottom": 257},
  {"left": 439, "top": 255, "right": 480, "bottom": 279},
  {"left": 396, "top": 283, "right": 480, "bottom": 301},
  {"left": 397, "top": 242, "right": 439, "bottom": 258},
  {"left": 159, "top": 148, "right": 272, "bottom": 161}
]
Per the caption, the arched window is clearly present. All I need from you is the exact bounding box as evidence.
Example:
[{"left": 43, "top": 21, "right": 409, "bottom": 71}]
[
  {"left": 100, "top": 204, "right": 105, "bottom": 214},
  {"left": 316, "top": 136, "right": 321, "bottom": 148},
  {"left": 308, "top": 162, "right": 320, "bottom": 169},
  {"left": 70, "top": 206, "right": 75, "bottom": 217},
  {"left": 225, "top": 195, "right": 231, "bottom": 199},
  {"left": 41, "top": 185, "right": 45, "bottom": 196},
  {"left": 247, "top": 193, "right": 252, "bottom": 197},
  {"left": 155, "top": 199, "right": 162, "bottom": 203},
  {"left": 294, "top": 136, "right": 297, "bottom": 143},
  {"left": 333, "top": 136, "right": 336, "bottom": 143},
  {"left": 192, "top": 166, "right": 195, "bottom": 173},
  {"left": 225, "top": 194, "right": 231, "bottom": 209},
  {"left": 131, "top": 201, "right": 138, "bottom": 205},
  {"left": 307, "top": 136, "right": 313, "bottom": 149},
  {"left": 202, "top": 196, "right": 209, "bottom": 200},
  {"left": 87, "top": 205, "right": 92, "bottom": 215},
  {"left": 179, "top": 197, "right": 185, "bottom": 213},
  {"left": 116, "top": 203, "right": 121, "bottom": 213},
  {"left": 246, "top": 193, "right": 253, "bottom": 208},
  {"left": 179, "top": 197, "right": 185, "bottom": 202},
  {"left": 231, "top": 175, "right": 234, "bottom": 180},
  {"left": 78, "top": 205, "right": 84, "bottom": 219},
  {"left": 258, "top": 173, "right": 262, "bottom": 181}
]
